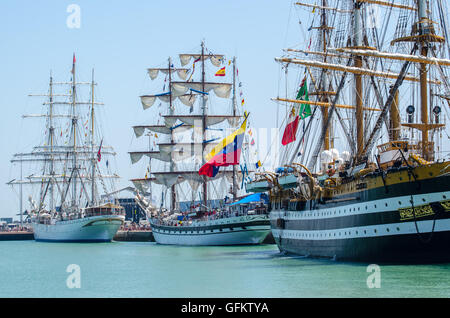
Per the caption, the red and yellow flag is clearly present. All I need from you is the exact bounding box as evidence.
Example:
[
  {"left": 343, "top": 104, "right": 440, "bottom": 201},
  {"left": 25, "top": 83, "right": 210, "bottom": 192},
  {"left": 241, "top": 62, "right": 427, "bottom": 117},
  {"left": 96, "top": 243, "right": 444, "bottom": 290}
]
[{"left": 215, "top": 67, "right": 226, "bottom": 76}]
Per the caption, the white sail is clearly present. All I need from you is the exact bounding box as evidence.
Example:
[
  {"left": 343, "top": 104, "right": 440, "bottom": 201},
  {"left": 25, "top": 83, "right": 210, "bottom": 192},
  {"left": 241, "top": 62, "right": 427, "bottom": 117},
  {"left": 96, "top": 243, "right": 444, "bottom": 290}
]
[
  {"left": 171, "top": 82, "right": 232, "bottom": 98},
  {"left": 179, "top": 54, "right": 224, "bottom": 67},
  {"left": 140, "top": 95, "right": 156, "bottom": 109},
  {"left": 164, "top": 115, "right": 241, "bottom": 127}
]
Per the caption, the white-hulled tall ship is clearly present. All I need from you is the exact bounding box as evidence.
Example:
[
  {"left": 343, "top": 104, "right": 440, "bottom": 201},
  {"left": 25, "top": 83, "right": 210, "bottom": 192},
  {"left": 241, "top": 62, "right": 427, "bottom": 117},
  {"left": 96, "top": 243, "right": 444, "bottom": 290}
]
[
  {"left": 246, "top": 0, "right": 450, "bottom": 262},
  {"left": 7, "top": 55, "right": 125, "bottom": 242},
  {"left": 129, "top": 42, "right": 271, "bottom": 245}
]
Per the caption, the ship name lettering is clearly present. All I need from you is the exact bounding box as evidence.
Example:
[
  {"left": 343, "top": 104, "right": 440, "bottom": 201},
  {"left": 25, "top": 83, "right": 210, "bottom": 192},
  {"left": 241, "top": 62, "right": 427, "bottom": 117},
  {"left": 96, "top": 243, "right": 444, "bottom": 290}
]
[
  {"left": 225, "top": 302, "right": 269, "bottom": 313},
  {"left": 399, "top": 204, "right": 434, "bottom": 221},
  {"left": 440, "top": 200, "right": 450, "bottom": 212}
]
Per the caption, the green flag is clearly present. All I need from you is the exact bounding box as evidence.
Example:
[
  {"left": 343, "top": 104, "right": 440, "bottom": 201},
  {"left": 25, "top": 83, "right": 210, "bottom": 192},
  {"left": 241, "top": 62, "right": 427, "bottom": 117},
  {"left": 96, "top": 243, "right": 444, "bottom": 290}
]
[{"left": 296, "top": 77, "right": 311, "bottom": 119}]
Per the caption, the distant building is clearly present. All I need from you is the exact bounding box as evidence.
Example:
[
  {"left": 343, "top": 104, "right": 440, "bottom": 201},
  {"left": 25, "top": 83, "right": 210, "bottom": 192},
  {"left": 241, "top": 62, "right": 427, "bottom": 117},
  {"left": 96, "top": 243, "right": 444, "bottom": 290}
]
[
  {"left": 116, "top": 198, "right": 146, "bottom": 223},
  {"left": 0, "top": 218, "right": 13, "bottom": 224}
]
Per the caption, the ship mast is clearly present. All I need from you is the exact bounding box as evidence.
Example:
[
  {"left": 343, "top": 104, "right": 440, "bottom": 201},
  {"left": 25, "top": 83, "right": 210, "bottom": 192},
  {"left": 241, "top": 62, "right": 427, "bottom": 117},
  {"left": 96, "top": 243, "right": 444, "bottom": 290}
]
[
  {"left": 168, "top": 57, "right": 177, "bottom": 211},
  {"left": 232, "top": 56, "right": 237, "bottom": 200},
  {"left": 71, "top": 54, "right": 78, "bottom": 207},
  {"left": 48, "top": 72, "right": 55, "bottom": 212},
  {"left": 201, "top": 41, "right": 208, "bottom": 209},
  {"left": 418, "top": 0, "right": 430, "bottom": 160},
  {"left": 354, "top": 0, "right": 365, "bottom": 161},
  {"left": 91, "top": 69, "right": 96, "bottom": 206},
  {"left": 320, "top": 0, "right": 331, "bottom": 151}
]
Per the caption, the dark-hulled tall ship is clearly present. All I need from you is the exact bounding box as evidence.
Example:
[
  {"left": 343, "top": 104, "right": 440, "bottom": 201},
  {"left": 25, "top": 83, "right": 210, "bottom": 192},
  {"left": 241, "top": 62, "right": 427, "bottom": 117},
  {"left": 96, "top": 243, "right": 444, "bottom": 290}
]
[{"left": 246, "top": 0, "right": 450, "bottom": 262}]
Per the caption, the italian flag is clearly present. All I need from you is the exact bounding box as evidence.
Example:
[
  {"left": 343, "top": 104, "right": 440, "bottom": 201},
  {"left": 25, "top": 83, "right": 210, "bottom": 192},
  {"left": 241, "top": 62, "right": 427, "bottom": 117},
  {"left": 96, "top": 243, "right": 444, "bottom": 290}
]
[
  {"left": 282, "top": 107, "right": 299, "bottom": 146},
  {"left": 282, "top": 77, "right": 309, "bottom": 146}
]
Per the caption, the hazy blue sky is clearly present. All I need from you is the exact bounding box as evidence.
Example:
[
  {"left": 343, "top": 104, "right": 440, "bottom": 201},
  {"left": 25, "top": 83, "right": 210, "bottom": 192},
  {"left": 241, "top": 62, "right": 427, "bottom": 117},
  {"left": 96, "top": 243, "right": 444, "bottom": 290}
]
[{"left": 0, "top": 0, "right": 309, "bottom": 218}]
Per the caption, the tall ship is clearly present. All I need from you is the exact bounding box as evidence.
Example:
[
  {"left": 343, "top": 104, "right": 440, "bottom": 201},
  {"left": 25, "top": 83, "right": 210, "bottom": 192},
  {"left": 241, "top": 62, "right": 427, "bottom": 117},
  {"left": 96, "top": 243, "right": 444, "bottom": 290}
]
[
  {"left": 246, "top": 0, "right": 450, "bottom": 262},
  {"left": 7, "top": 55, "right": 125, "bottom": 242},
  {"left": 129, "top": 42, "right": 271, "bottom": 245}
]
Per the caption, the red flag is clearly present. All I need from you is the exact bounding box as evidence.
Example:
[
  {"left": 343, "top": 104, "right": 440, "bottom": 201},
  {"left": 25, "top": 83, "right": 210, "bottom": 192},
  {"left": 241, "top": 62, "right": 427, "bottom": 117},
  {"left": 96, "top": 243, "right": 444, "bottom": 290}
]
[
  {"left": 282, "top": 108, "right": 299, "bottom": 146},
  {"left": 97, "top": 139, "right": 103, "bottom": 162},
  {"left": 71, "top": 54, "right": 76, "bottom": 74}
]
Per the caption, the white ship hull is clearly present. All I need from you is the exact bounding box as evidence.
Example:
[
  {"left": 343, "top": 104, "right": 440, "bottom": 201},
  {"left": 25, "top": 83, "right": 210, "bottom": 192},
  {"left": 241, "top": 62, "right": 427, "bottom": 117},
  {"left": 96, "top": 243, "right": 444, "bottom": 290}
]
[
  {"left": 32, "top": 215, "right": 125, "bottom": 242},
  {"left": 150, "top": 215, "right": 271, "bottom": 246}
]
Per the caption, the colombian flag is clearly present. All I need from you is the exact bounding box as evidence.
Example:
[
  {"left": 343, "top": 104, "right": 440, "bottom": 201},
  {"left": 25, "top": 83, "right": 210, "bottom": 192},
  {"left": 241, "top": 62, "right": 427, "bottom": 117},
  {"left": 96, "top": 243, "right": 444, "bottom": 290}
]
[
  {"left": 215, "top": 67, "right": 226, "bottom": 76},
  {"left": 199, "top": 114, "right": 248, "bottom": 177}
]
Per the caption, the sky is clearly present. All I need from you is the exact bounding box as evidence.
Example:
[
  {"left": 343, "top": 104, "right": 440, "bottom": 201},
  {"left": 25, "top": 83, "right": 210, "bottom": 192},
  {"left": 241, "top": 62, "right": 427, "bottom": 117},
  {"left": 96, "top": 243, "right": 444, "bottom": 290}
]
[{"left": 0, "top": 0, "right": 307, "bottom": 218}]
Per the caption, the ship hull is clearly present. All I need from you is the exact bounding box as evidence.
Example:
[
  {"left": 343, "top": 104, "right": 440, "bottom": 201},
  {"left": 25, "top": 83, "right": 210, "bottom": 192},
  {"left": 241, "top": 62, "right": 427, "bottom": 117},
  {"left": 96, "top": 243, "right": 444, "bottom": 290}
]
[
  {"left": 270, "top": 172, "right": 450, "bottom": 262},
  {"left": 32, "top": 215, "right": 125, "bottom": 242},
  {"left": 150, "top": 215, "right": 271, "bottom": 246}
]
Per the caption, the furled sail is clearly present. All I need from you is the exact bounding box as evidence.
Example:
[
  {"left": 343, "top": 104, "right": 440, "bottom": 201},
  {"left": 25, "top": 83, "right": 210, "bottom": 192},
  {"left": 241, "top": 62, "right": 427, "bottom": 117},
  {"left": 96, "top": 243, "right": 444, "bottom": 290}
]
[
  {"left": 140, "top": 95, "right": 156, "bottom": 109},
  {"left": 163, "top": 115, "right": 241, "bottom": 127},
  {"left": 179, "top": 54, "right": 224, "bottom": 67},
  {"left": 147, "top": 68, "right": 189, "bottom": 80},
  {"left": 171, "top": 82, "right": 232, "bottom": 98},
  {"left": 129, "top": 151, "right": 172, "bottom": 164}
]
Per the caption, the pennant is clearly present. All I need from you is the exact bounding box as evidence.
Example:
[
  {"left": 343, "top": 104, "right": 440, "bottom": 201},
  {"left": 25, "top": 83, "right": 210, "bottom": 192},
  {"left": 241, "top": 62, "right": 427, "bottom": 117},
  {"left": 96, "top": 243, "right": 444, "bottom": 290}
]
[
  {"left": 215, "top": 66, "right": 226, "bottom": 76},
  {"left": 97, "top": 139, "right": 103, "bottom": 162},
  {"left": 255, "top": 160, "right": 262, "bottom": 169},
  {"left": 71, "top": 53, "right": 76, "bottom": 74},
  {"left": 241, "top": 99, "right": 245, "bottom": 106}
]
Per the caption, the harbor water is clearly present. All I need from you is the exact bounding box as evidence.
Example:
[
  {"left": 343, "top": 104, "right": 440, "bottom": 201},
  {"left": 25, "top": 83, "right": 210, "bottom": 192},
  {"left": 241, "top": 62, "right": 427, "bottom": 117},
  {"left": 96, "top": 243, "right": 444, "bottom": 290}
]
[{"left": 1, "top": 241, "right": 450, "bottom": 298}]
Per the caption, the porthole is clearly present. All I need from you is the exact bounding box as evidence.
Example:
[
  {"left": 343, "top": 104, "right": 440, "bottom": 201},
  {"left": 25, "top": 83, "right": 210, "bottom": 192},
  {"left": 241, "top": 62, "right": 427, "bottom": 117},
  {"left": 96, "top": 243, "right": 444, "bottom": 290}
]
[
  {"left": 444, "top": 195, "right": 447, "bottom": 199},
  {"left": 396, "top": 227, "right": 400, "bottom": 231},
  {"left": 386, "top": 228, "right": 390, "bottom": 232},
  {"left": 398, "top": 201, "right": 401, "bottom": 205},
  {"left": 385, "top": 203, "right": 388, "bottom": 207},
  {"left": 374, "top": 229, "right": 377, "bottom": 233}
]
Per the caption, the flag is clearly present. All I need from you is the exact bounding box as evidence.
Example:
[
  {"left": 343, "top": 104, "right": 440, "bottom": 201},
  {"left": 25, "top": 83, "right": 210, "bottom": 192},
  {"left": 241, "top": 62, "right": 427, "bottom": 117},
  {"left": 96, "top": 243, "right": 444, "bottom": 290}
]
[
  {"left": 296, "top": 77, "right": 311, "bottom": 119},
  {"left": 255, "top": 160, "right": 262, "bottom": 169},
  {"left": 282, "top": 107, "right": 300, "bottom": 146},
  {"left": 251, "top": 138, "right": 255, "bottom": 146},
  {"left": 215, "top": 66, "right": 226, "bottom": 76},
  {"left": 97, "top": 139, "right": 103, "bottom": 162},
  {"left": 199, "top": 114, "right": 248, "bottom": 177},
  {"left": 71, "top": 53, "right": 76, "bottom": 74},
  {"left": 241, "top": 98, "right": 245, "bottom": 106}
]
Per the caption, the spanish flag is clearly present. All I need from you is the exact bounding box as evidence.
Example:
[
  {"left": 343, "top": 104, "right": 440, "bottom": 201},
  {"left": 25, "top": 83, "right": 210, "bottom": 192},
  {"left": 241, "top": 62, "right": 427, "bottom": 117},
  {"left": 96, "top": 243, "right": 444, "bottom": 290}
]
[
  {"left": 199, "top": 114, "right": 248, "bottom": 177},
  {"left": 215, "top": 67, "right": 226, "bottom": 76}
]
